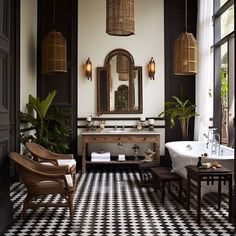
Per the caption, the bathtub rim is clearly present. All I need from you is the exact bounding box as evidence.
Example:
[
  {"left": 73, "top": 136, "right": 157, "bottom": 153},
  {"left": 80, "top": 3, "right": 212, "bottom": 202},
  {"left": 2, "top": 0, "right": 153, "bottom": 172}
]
[{"left": 165, "top": 140, "right": 234, "bottom": 160}]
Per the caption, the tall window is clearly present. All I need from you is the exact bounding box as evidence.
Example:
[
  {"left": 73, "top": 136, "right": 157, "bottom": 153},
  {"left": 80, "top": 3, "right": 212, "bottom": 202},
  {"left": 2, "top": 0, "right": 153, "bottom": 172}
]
[{"left": 213, "top": 0, "right": 234, "bottom": 147}]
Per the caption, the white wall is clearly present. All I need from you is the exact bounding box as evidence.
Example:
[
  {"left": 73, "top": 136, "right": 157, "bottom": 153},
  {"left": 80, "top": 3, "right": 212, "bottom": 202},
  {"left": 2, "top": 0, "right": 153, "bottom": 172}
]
[
  {"left": 78, "top": 0, "right": 165, "bottom": 155},
  {"left": 20, "top": 0, "right": 37, "bottom": 111}
]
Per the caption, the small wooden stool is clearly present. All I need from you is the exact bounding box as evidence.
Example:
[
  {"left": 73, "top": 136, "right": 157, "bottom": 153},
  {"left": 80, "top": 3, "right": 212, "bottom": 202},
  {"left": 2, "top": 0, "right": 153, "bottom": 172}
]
[{"left": 150, "top": 167, "right": 182, "bottom": 203}]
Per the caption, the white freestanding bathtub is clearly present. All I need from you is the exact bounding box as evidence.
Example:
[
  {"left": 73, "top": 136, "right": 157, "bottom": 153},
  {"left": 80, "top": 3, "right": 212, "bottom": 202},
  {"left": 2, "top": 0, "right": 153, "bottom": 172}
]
[{"left": 165, "top": 141, "right": 234, "bottom": 195}]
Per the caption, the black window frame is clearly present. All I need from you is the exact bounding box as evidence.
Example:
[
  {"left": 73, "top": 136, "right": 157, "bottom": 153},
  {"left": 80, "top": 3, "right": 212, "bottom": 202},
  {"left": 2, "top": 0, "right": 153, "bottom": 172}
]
[{"left": 212, "top": 0, "right": 235, "bottom": 146}]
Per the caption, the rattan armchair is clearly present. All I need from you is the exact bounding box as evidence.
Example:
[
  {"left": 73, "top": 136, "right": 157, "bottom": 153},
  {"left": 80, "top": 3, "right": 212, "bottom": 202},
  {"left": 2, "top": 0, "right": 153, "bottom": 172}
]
[
  {"left": 26, "top": 142, "right": 76, "bottom": 184},
  {"left": 9, "top": 152, "right": 75, "bottom": 218}
]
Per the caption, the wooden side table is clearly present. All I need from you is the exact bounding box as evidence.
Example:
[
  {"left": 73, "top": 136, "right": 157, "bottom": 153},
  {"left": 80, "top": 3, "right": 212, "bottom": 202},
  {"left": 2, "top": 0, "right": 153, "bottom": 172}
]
[{"left": 185, "top": 165, "right": 232, "bottom": 224}]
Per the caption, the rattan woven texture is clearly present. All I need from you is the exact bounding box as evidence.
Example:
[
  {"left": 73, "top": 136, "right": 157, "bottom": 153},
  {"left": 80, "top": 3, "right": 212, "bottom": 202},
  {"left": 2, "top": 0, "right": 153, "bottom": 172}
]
[
  {"left": 117, "top": 54, "right": 129, "bottom": 73},
  {"left": 106, "top": 0, "right": 135, "bottom": 36},
  {"left": 174, "top": 32, "right": 198, "bottom": 75},
  {"left": 42, "top": 30, "right": 67, "bottom": 74}
]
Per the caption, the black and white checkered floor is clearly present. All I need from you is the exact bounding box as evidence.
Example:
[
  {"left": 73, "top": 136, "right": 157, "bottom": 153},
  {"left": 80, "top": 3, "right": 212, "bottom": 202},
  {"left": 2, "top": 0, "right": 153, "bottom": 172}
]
[{"left": 4, "top": 167, "right": 236, "bottom": 236}]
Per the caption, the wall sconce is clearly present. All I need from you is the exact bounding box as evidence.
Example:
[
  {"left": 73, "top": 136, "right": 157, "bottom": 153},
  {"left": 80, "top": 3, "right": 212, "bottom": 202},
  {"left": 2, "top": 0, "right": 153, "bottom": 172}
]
[
  {"left": 85, "top": 57, "right": 92, "bottom": 81},
  {"left": 148, "top": 57, "right": 155, "bottom": 80}
]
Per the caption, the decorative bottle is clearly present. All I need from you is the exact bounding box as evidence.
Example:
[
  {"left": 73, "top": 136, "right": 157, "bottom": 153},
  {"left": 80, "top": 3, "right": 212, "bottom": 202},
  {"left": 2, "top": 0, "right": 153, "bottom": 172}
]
[{"left": 197, "top": 156, "right": 202, "bottom": 167}]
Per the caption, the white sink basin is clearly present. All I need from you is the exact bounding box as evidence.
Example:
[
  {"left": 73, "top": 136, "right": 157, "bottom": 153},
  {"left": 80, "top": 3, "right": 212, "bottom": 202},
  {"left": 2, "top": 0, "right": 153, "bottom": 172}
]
[{"left": 105, "top": 130, "right": 127, "bottom": 133}]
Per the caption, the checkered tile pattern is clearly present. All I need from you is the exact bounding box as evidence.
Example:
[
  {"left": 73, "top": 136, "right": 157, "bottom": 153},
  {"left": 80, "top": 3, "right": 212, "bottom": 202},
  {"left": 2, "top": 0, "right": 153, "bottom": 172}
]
[{"left": 4, "top": 167, "right": 236, "bottom": 236}]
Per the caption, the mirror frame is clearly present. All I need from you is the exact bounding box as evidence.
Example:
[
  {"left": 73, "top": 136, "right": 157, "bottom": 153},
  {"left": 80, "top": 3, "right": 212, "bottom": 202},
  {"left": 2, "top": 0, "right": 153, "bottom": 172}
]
[{"left": 97, "top": 49, "right": 143, "bottom": 114}]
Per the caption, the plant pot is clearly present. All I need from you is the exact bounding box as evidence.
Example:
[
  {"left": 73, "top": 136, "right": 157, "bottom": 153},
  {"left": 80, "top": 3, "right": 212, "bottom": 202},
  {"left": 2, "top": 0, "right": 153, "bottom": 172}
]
[{"left": 179, "top": 119, "right": 189, "bottom": 140}]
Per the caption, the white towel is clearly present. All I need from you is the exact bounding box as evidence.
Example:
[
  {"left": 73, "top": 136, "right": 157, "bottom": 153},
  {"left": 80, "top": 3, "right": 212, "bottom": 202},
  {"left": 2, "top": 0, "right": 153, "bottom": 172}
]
[
  {"left": 118, "top": 154, "right": 126, "bottom": 161},
  {"left": 91, "top": 152, "right": 111, "bottom": 162}
]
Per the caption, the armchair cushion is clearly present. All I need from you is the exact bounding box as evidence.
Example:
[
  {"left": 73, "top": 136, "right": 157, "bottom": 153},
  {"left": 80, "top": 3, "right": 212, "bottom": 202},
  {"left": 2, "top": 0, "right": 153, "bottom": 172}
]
[
  {"left": 65, "top": 174, "right": 73, "bottom": 188},
  {"left": 57, "top": 159, "right": 76, "bottom": 168}
]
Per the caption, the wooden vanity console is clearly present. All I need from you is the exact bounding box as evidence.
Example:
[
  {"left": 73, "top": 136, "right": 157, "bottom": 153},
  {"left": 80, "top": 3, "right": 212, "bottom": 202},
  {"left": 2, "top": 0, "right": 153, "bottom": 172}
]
[{"left": 81, "top": 131, "right": 160, "bottom": 173}]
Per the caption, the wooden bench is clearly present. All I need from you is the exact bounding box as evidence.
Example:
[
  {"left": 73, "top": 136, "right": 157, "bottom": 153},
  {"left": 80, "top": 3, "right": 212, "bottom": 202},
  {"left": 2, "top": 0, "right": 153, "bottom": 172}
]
[{"left": 150, "top": 167, "right": 182, "bottom": 203}]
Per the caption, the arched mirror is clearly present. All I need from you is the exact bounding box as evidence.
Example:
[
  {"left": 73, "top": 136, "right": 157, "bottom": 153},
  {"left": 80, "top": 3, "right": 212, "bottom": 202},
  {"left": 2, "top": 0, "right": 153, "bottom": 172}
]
[{"left": 97, "top": 49, "right": 143, "bottom": 114}]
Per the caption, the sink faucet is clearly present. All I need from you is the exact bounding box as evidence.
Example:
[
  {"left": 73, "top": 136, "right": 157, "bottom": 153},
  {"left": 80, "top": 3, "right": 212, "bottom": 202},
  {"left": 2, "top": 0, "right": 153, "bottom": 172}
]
[
  {"left": 122, "top": 125, "right": 125, "bottom": 131},
  {"left": 206, "top": 128, "right": 221, "bottom": 155}
]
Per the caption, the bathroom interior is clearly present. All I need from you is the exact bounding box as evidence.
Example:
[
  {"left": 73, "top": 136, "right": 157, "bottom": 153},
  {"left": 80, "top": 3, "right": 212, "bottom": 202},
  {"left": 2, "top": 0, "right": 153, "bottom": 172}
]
[{"left": 0, "top": 0, "right": 235, "bottom": 235}]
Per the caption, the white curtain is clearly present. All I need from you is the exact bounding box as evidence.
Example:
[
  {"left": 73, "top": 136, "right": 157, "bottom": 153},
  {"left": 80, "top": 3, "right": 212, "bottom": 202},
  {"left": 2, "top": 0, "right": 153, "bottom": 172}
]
[{"left": 194, "top": 0, "right": 213, "bottom": 141}]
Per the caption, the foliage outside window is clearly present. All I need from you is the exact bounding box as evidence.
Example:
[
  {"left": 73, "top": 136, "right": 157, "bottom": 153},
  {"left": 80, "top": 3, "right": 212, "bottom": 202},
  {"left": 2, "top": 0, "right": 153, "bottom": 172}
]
[{"left": 221, "top": 68, "right": 228, "bottom": 144}]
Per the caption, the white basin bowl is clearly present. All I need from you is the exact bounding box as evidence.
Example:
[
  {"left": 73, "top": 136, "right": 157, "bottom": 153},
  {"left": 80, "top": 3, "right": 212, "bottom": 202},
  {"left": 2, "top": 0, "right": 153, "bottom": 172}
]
[{"left": 105, "top": 130, "right": 127, "bottom": 133}]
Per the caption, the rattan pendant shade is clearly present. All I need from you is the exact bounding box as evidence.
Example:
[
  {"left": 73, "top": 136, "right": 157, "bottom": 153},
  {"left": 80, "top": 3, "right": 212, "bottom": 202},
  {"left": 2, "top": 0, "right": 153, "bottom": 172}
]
[
  {"left": 106, "top": 0, "right": 135, "bottom": 36},
  {"left": 117, "top": 54, "right": 129, "bottom": 73},
  {"left": 118, "top": 73, "right": 129, "bottom": 81},
  {"left": 42, "top": 30, "right": 67, "bottom": 74},
  {"left": 117, "top": 54, "right": 129, "bottom": 81},
  {"left": 173, "top": 0, "right": 198, "bottom": 75},
  {"left": 174, "top": 32, "right": 198, "bottom": 75}
]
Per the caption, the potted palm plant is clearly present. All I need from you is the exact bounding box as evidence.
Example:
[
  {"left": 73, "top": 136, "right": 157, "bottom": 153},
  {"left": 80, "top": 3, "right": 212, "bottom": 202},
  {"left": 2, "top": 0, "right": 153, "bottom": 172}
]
[
  {"left": 20, "top": 90, "right": 71, "bottom": 153},
  {"left": 159, "top": 96, "right": 198, "bottom": 140}
]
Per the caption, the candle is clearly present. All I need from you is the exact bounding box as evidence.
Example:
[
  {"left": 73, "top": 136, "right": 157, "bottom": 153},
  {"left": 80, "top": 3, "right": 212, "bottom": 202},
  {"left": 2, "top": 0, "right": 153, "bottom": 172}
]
[
  {"left": 86, "top": 116, "right": 92, "bottom": 122},
  {"left": 140, "top": 116, "right": 146, "bottom": 122},
  {"left": 148, "top": 119, "right": 154, "bottom": 125}
]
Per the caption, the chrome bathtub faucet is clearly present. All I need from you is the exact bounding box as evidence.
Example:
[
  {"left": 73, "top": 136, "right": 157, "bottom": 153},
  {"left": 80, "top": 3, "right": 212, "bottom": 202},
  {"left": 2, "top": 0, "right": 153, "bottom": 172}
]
[
  {"left": 206, "top": 128, "right": 221, "bottom": 156},
  {"left": 186, "top": 145, "right": 192, "bottom": 151}
]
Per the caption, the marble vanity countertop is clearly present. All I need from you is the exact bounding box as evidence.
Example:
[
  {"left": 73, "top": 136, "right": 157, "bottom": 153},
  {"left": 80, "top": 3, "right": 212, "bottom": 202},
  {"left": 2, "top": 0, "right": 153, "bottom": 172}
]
[{"left": 81, "top": 130, "right": 160, "bottom": 135}]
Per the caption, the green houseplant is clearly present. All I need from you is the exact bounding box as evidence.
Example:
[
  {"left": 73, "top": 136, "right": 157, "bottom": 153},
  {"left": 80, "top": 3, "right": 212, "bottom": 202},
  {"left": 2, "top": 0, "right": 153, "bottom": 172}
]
[
  {"left": 159, "top": 96, "right": 198, "bottom": 140},
  {"left": 20, "top": 90, "right": 71, "bottom": 153}
]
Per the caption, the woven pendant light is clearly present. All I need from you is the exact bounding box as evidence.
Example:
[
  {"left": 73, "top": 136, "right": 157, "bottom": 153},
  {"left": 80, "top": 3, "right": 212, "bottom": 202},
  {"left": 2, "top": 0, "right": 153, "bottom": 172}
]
[
  {"left": 117, "top": 54, "right": 129, "bottom": 81},
  {"left": 118, "top": 73, "right": 129, "bottom": 81},
  {"left": 106, "top": 0, "right": 135, "bottom": 36},
  {"left": 173, "top": 0, "right": 198, "bottom": 75},
  {"left": 42, "top": 31, "right": 67, "bottom": 74},
  {"left": 117, "top": 54, "right": 129, "bottom": 73},
  {"left": 42, "top": 0, "right": 67, "bottom": 74}
]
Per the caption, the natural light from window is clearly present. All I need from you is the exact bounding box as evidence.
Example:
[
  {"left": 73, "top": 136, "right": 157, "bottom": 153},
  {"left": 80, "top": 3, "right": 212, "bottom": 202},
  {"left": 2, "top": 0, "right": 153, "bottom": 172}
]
[
  {"left": 220, "top": 4, "right": 234, "bottom": 39},
  {"left": 220, "top": 0, "right": 228, "bottom": 7}
]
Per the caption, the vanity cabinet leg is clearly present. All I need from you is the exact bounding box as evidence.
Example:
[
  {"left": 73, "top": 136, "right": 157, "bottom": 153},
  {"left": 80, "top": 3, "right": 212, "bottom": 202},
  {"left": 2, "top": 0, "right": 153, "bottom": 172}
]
[
  {"left": 82, "top": 143, "right": 87, "bottom": 173},
  {"left": 187, "top": 174, "right": 190, "bottom": 211},
  {"left": 153, "top": 142, "right": 160, "bottom": 166}
]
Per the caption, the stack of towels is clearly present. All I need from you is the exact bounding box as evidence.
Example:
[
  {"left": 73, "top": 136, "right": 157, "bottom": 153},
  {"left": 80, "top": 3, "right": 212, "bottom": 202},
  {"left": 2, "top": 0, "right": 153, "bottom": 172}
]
[{"left": 91, "top": 152, "right": 111, "bottom": 162}]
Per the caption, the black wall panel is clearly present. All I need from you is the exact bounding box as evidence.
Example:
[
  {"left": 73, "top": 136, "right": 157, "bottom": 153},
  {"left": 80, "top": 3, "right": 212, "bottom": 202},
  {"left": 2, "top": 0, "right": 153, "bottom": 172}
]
[
  {"left": 37, "top": 0, "right": 78, "bottom": 155},
  {"left": 164, "top": 0, "right": 197, "bottom": 142}
]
